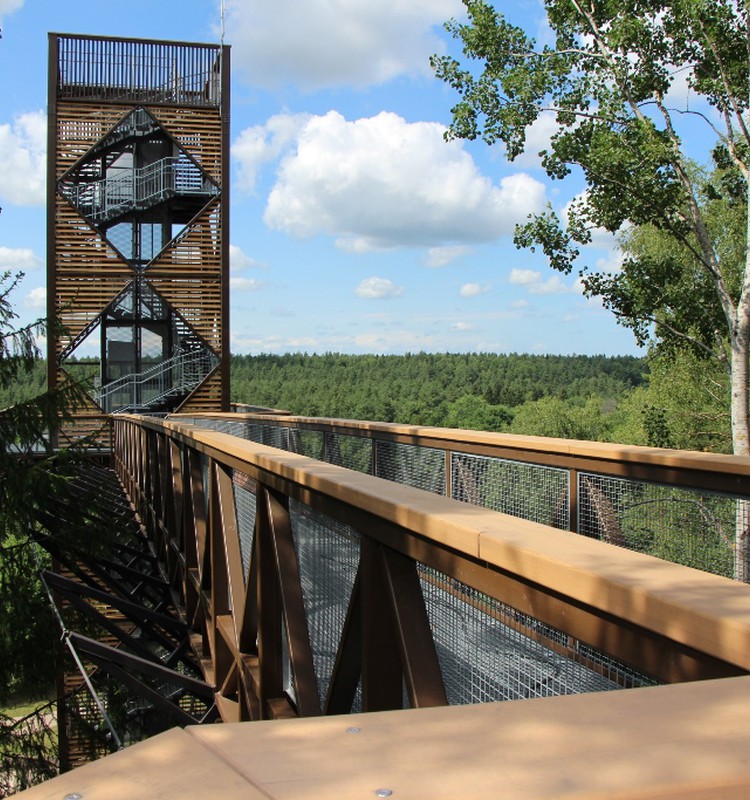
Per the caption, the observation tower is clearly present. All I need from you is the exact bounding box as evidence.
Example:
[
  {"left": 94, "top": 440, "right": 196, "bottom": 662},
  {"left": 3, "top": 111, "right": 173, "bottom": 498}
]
[{"left": 47, "top": 33, "right": 230, "bottom": 414}]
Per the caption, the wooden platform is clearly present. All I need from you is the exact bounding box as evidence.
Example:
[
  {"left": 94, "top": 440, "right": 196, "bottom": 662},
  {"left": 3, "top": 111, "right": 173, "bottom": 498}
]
[{"left": 19, "top": 675, "right": 750, "bottom": 799}]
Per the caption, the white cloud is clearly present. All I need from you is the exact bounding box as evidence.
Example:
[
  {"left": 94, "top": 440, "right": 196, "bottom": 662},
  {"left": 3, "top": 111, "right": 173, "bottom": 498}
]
[
  {"left": 425, "top": 245, "right": 471, "bottom": 268},
  {"left": 232, "top": 113, "right": 310, "bottom": 193},
  {"left": 251, "top": 111, "right": 546, "bottom": 251},
  {"left": 24, "top": 286, "right": 46, "bottom": 309},
  {"left": 595, "top": 248, "right": 624, "bottom": 274},
  {"left": 0, "top": 246, "right": 42, "bottom": 271},
  {"left": 353, "top": 329, "right": 436, "bottom": 352},
  {"left": 514, "top": 112, "right": 559, "bottom": 168},
  {"left": 511, "top": 299, "right": 529, "bottom": 309},
  {"left": 230, "top": 244, "right": 266, "bottom": 272},
  {"left": 355, "top": 276, "right": 403, "bottom": 299},
  {"left": 230, "top": 332, "right": 320, "bottom": 353},
  {"left": 452, "top": 321, "right": 475, "bottom": 331},
  {"left": 510, "top": 267, "right": 575, "bottom": 295},
  {"left": 0, "top": 110, "right": 46, "bottom": 206},
  {"left": 222, "top": 0, "right": 464, "bottom": 90},
  {"left": 528, "top": 274, "right": 573, "bottom": 295},
  {"left": 459, "top": 283, "right": 490, "bottom": 298},
  {"left": 230, "top": 276, "right": 265, "bottom": 292},
  {"left": 0, "top": 0, "right": 24, "bottom": 18},
  {"left": 509, "top": 268, "right": 541, "bottom": 286}
]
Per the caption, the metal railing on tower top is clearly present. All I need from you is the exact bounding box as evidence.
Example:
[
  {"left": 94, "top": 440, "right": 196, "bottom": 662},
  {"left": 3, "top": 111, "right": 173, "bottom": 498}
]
[{"left": 55, "top": 34, "right": 224, "bottom": 107}]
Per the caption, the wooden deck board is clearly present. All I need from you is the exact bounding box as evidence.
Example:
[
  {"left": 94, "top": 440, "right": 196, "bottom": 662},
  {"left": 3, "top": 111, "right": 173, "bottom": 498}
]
[
  {"left": 16, "top": 727, "right": 266, "bottom": 799},
  {"left": 183, "top": 676, "right": 750, "bottom": 799},
  {"left": 24, "top": 676, "right": 750, "bottom": 799}
]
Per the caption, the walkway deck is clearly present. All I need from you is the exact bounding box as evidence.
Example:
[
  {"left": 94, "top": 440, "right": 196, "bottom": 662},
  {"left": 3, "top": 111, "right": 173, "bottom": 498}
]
[{"left": 19, "top": 675, "right": 750, "bottom": 799}]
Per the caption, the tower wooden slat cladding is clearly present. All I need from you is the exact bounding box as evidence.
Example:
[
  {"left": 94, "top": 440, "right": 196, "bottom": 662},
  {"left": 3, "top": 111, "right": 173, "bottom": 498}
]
[{"left": 47, "top": 34, "right": 230, "bottom": 416}]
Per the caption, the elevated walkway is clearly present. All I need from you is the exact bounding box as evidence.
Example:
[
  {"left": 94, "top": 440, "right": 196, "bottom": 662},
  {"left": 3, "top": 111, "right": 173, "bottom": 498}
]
[{"left": 17, "top": 414, "right": 750, "bottom": 796}]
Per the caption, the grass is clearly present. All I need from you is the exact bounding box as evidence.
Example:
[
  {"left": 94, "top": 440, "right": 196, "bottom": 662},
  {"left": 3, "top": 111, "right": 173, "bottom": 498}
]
[{"left": 1, "top": 694, "right": 55, "bottom": 721}]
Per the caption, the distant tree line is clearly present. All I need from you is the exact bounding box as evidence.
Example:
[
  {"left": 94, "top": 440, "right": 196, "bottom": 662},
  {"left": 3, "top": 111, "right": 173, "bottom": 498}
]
[
  {"left": 231, "top": 350, "right": 730, "bottom": 452},
  {"left": 3, "top": 351, "right": 731, "bottom": 453},
  {"left": 231, "top": 352, "right": 645, "bottom": 432}
]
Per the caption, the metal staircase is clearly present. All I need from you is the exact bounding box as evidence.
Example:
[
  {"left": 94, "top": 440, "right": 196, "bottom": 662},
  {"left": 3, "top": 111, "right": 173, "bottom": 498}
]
[
  {"left": 63, "top": 154, "right": 217, "bottom": 226},
  {"left": 94, "top": 347, "right": 219, "bottom": 413}
]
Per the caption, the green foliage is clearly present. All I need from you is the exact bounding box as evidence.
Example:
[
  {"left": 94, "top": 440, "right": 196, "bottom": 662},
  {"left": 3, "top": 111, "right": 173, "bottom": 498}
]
[
  {"left": 509, "top": 395, "right": 614, "bottom": 441},
  {"left": 614, "top": 349, "right": 731, "bottom": 452},
  {"left": 0, "top": 272, "right": 98, "bottom": 704},
  {"left": 0, "top": 701, "right": 58, "bottom": 796},
  {"left": 230, "top": 351, "right": 645, "bottom": 439},
  {"left": 443, "top": 394, "right": 512, "bottom": 431},
  {"left": 432, "top": 0, "right": 750, "bottom": 454}
]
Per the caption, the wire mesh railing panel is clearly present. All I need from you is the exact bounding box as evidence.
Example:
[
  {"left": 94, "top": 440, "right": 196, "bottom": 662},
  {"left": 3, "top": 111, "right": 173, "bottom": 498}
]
[
  {"left": 261, "top": 425, "right": 291, "bottom": 451},
  {"left": 239, "top": 422, "right": 290, "bottom": 450},
  {"left": 578, "top": 473, "right": 743, "bottom": 579},
  {"left": 323, "top": 432, "right": 373, "bottom": 474},
  {"left": 289, "top": 499, "right": 361, "bottom": 706},
  {"left": 375, "top": 441, "right": 446, "bottom": 495},
  {"left": 293, "top": 429, "right": 325, "bottom": 459},
  {"left": 233, "top": 472, "right": 257, "bottom": 579},
  {"left": 199, "top": 452, "right": 210, "bottom": 523},
  {"left": 451, "top": 453, "right": 569, "bottom": 527},
  {"left": 419, "top": 567, "right": 657, "bottom": 706}
]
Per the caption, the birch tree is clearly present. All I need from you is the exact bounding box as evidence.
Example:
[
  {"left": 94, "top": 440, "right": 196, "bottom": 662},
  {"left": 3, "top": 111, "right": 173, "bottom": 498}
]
[{"left": 432, "top": 0, "right": 750, "bottom": 458}]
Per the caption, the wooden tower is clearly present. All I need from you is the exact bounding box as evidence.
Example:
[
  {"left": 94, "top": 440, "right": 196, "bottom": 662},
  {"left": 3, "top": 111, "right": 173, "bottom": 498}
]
[{"left": 47, "top": 34, "right": 230, "bottom": 415}]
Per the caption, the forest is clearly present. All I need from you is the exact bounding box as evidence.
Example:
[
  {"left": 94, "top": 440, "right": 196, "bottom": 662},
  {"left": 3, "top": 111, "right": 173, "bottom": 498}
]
[
  {"left": 231, "top": 351, "right": 643, "bottom": 432},
  {"left": 2, "top": 350, "right": 730, "bottom": 453}
]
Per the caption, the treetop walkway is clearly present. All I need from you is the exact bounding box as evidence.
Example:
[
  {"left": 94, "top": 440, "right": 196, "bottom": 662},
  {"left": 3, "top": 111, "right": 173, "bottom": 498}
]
[{"left": 18, "top": 411, "right": 750, "bottom": 797}]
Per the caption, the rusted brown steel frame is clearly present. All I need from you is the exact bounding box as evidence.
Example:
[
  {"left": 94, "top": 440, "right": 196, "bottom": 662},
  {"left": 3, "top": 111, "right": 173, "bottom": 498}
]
[
  {"left": 219, "top": 43, "right": 231, "bottom": 411},
  {"left": 46, "top": 34, "right": 59, "bottom": 398},
  {"left": 115, "top": 418, "right": 449, "bottom": 719},
  {"left": 115, "top": 418, "right": 745, "bottom": 730},
  {"left": 191, "top": 414, "right": 750, "bottom": 526}
]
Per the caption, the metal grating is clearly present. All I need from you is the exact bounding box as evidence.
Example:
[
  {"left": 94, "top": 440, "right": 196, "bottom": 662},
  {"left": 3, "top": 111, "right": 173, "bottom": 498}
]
[
  {"left": 322, "top": 432, "right": 372, "bottom": 474},
  {"left": 451, "top": 453, "right": 569, "bottom": 527},
  {"left": 232, "top": 471, "right": 257, "bottom": 578},
  {"left": 289, "top": 499, "right": 360, "bottom": 706},
  {"left": 578, "top": 473, "right": 744, "bottom": 578},
  {"left": 375, "top": 441, "right": 446, "bottom": 495},
  {"left": 419, "top": 567, "right": 658, "bottom": 705},
  {"left": 291, "top": 429, "right": 323, "bottom": 458}
]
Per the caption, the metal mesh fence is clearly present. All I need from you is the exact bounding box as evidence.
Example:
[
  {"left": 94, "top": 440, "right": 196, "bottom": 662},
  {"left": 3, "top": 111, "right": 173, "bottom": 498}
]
[
  {"left": 578, "top": 473, "right": 746, "bottom": 578},
  {"left": 162, "top": 420, "right": 672, "bottom": 710},
  {"left": 419, "top": 567, "right": 657, "bottom": 705},
  {"left": 177, "top": 417, "right": 750, "bottom": 581},
  {"left": 295, "top": 429, "right": 325, "bottom": 459},
  {"left": 375, "top": 441, "right": 446, "bottom": 494},
  {"left": 289, "top": 499, "right": 361, "bottom": 706},
  {"left": 451, "top": 453, "right": 569, "bottom": 528},
  {"left": 322, "top": 432, "right": 373, "bottom": 474},
  {"left": 232, "top": 471, "right": 257, "bottom": 579}
]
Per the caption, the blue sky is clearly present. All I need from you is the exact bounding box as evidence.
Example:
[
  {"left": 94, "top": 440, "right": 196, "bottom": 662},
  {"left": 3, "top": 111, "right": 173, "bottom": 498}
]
[{"left": 0, "top": 0, "right": 644, "bottom": 357}]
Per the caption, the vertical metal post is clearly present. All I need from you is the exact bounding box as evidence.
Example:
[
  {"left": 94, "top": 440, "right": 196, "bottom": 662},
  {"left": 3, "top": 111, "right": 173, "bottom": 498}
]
[
  {"left": 360, "top": 538, "right": 403, "bottom": 712},
  {"left": 219, "top": 43, "right": 231, "bottom": 411},
  {"left": 46, "top": 35, "right": 60, "bottom": 403},
  {"left": 255, "top": 486, "right": 283, "bottom": 718},
  {"left": 569, "top": 467, "right": 579, "bottom": 533}
]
